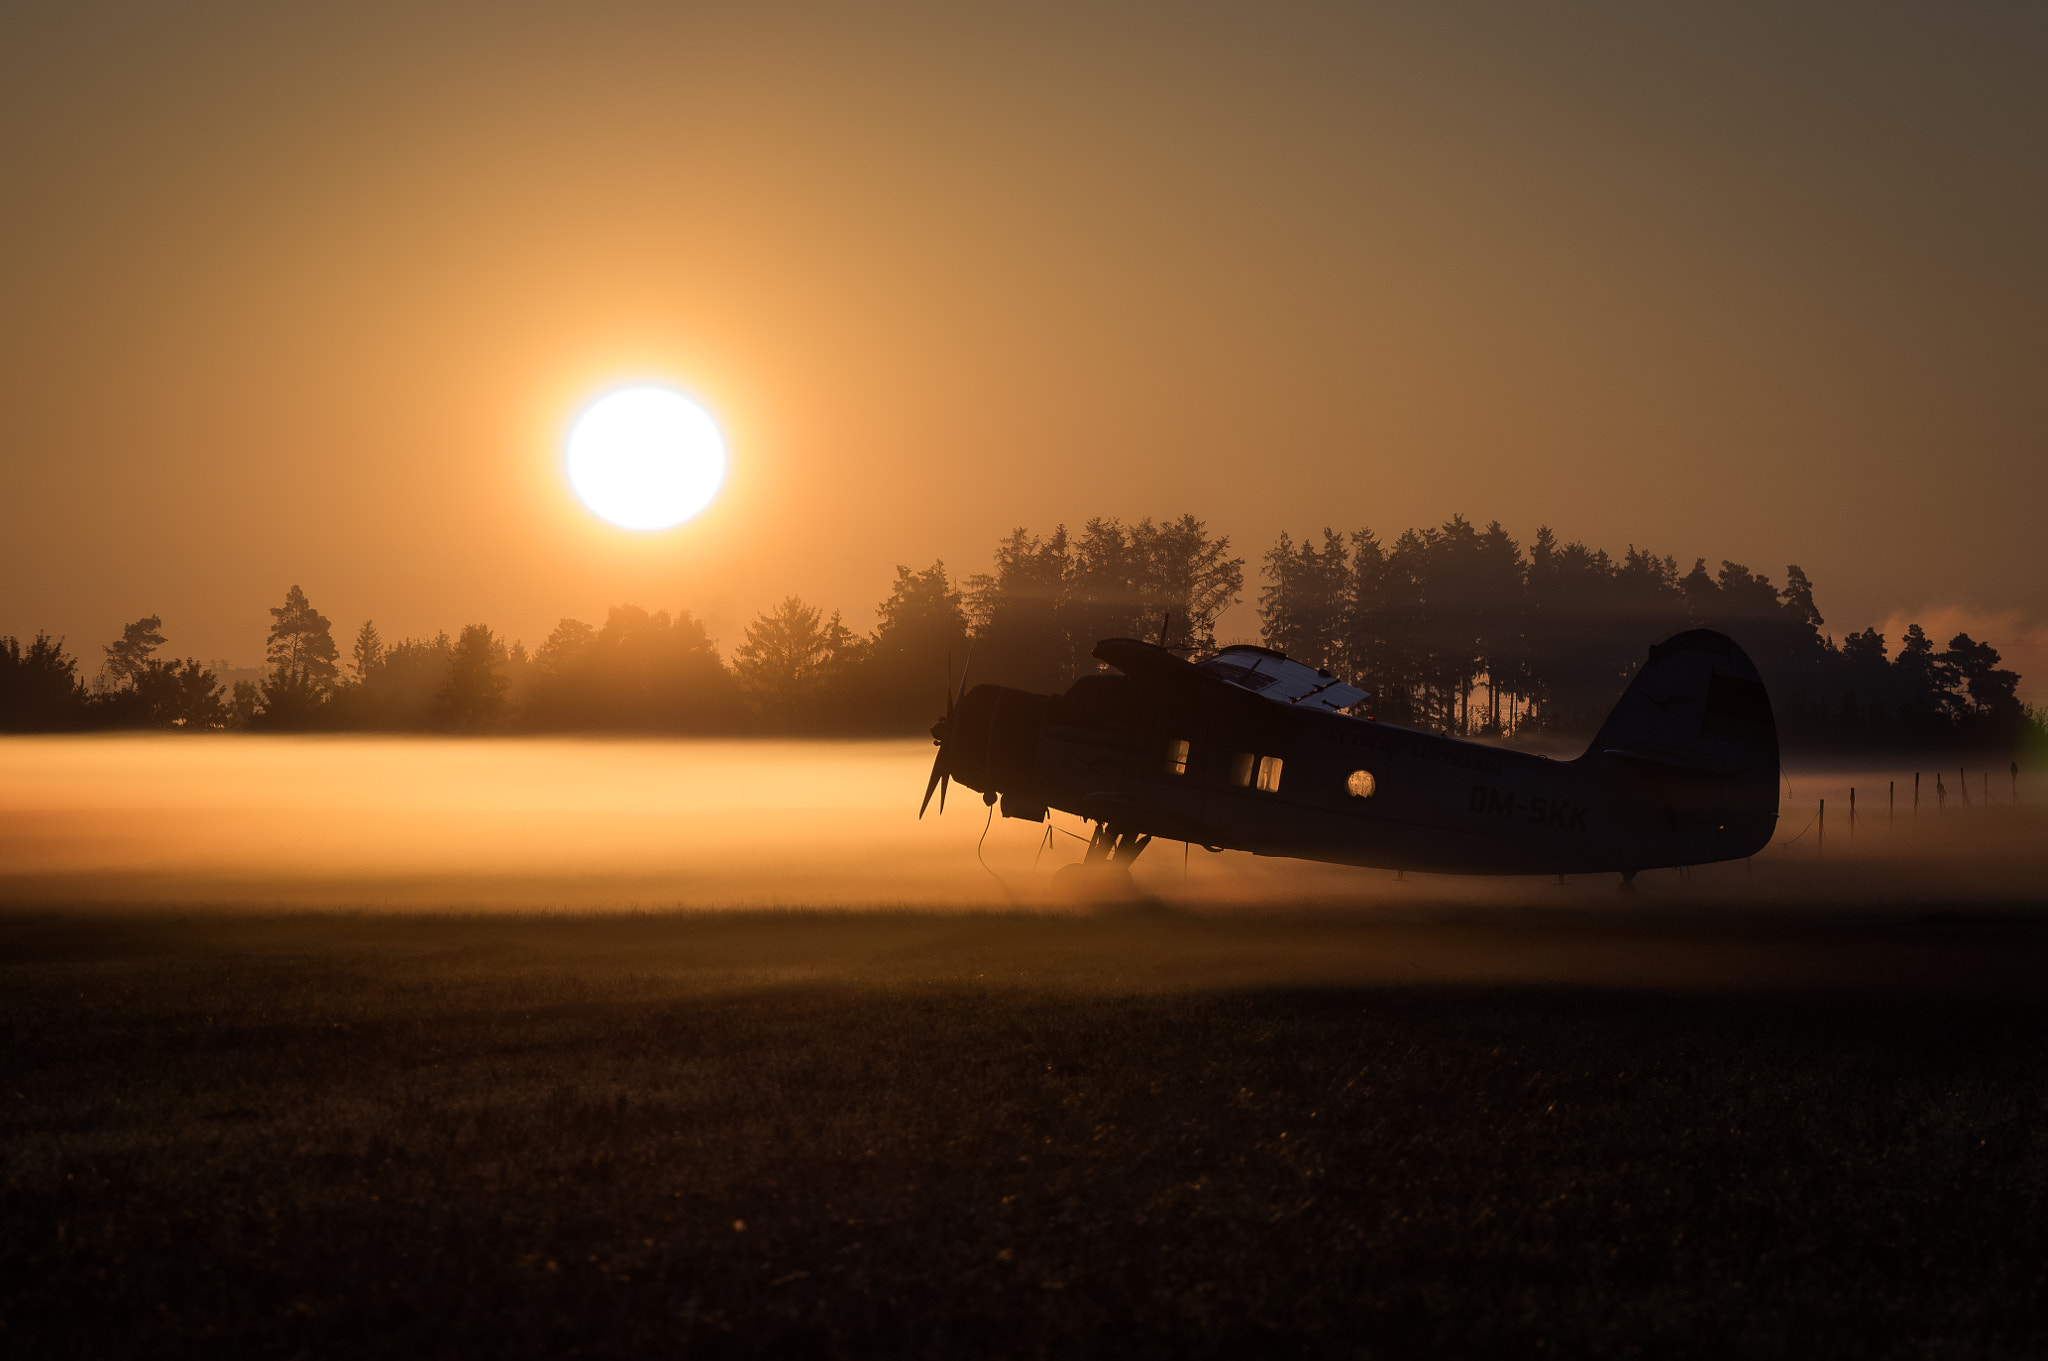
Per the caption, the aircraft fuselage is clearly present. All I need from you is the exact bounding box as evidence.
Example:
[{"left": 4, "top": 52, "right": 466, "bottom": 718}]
[{"left": 938, "top": 634, "right": 1779, "bottom": 877}]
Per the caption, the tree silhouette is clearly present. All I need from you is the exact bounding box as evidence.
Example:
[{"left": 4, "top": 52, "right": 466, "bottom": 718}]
[
  {"left": 100, "top": 615, "right": 166, "bottom": 690},
  {"left": 0, "top": 633, "right": 89, "bottom": 731},
  {"left": 227, "top": 680, "right": 260, "bottom": 730},
  {"left": 523, "top": 606, "right": 742, "bottom": 733},
  {"left": 350, "top": 620, "right": 383, "bottom": 684},
  {"left": 435, "top": 624, "right": 510, "bottom": 732},
  {"left": 1942, "top": 634, "right": 2021, "bottom": 727},
  {"left": 957, "top": 517, "right": 1243, "bottom": 695},
  {"left": 1258, "top": 529, "right": 1349, "bottom": 670},
  {"left": 733, "top": 597, "right": 857, "bottom": 733},
  {"left": 129, "top": 658, "right": 227, "bottom": 729},
  {"left": 1129, "top": 515, "right": 1244, "bottom": 655},
  {"left": 859, "top": 563, "right": 970, "bottom": 733},
  {"left": 963, "top": 527, "right": 1073, "bottom": 691},
  {"left": 1246, "top": 517, "right": 2024, "bottom": 749},
  {"left": 258, "top": 585, "right": 340, "bottom": 727},
  {"left": 84, "top": 615, "right": 227, "bottom": 729}
]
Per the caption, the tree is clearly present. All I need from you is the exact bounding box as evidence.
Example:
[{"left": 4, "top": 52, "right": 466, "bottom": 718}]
[
  {"left": 1128, "top": 515, "right": 1244, "bottom": 655},
  {"left": 521, "top": 606, "right": 743, "bottom": 732},
  {"left": 1342, "top": 528, "right": 1424, "bottom": 724},
  {"left": 733, "top": 597, "right": 856, "bottom": 733},
  {"left": 227, "top": 680, "right": 260, "bottom": 730},
  {"left": 1258, "top": 529, "right": 1350, "bottom": 671},
  {"left": 858, "top": 562, "right": 971, "bottom": 732},
  {"left": 350, "top": 620, "right": 383, "bottom": 684},
  {"left": 129, "top": 658, "right": 228, "bottom": 729},
  {"left": 101, "top": 615, "right": 165, "bottom": 690},
  {"left": 1062, "top": 519, "right": 1150, "bottom": 665},
  {"left": 964, "top": 527, "right": 1073, "bottom": 691},
  {"left": 258, "top": 585, "right": 340, "bottom": 727},
  {"left": 87, "top": 616, "right": 226, "bottom": 729},
  {"left": 435, "top": 624, "right": 510, "bottom": 731},
  {"left": 1942, "top": 634, "right": 2021, "bottom": 726},
  {"left": 0, "top": 633, "right": 89, "bottom": 731}
]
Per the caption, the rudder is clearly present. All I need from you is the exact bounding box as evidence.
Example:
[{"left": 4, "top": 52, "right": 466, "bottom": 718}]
[{"left": 1584, "top": 629, "right": 1780, "bottom": 861}]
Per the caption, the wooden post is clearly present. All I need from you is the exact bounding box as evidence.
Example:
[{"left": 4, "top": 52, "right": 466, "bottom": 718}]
[
  {"left": 1850, "top": 787, "right": 1856, "bottom": 836},
  {"left": 1889, "top": 779, "right": 1895, "bottom": 826},
  {"left": 1818, "top": 798, "right": 1825, "bottom": 851},
  {"left": 1914, "top": 771, "right": 1920, "bottom": 816}
]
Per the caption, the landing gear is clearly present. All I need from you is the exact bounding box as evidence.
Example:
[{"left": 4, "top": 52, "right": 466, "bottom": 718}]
[
  {"left": 1083, "top": 821, "right": 1152, "bottom": 867},
  {"left": 1056, "top": 821, "right": 1153, "bottom": 903}
]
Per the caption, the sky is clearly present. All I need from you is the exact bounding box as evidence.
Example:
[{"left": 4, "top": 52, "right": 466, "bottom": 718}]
[{"left": 2, "top": 1, "right": 2044, "bottom": 688}]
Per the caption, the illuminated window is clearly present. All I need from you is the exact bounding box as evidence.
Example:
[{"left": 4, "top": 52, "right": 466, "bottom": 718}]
[
  {"left": 1347, "top": 769, "right": 1377, "bottom": 799},
  {"left": 1164, "top": 738, "right": 1189, "bottom": 776},
  {"left": 1256, "top": 756, "right": 1284, "bottom": 793},
  {"left": 1230, "top": 752, "right": 1256, "bottom": 787}
]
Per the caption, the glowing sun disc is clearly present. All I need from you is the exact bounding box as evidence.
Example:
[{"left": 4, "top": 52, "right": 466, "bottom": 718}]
[{"left": 565, "top": 386, "right": 727, "bottom": 530}]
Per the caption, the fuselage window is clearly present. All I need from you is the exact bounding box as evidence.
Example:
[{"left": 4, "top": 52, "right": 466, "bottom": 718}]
[
  {"left": 1164, "top": 738, "right": 1189, "bottom": 776},
  {"left": 1347, "top": 769, "right": 1377, "bottom": 799},
  {"left": 1256, "top": 756, "right": 1284, "bottom": 793},
  {"left": 1230, "top": 752, "right": 1256, "bottom": 788}
]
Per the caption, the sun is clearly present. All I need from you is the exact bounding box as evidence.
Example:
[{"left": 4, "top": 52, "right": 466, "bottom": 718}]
[{"left": 565, "top": 385, "right": 727, "bottom": 531}]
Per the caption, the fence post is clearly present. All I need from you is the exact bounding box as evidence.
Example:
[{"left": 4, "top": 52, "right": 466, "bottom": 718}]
[
  {"left": 1850, "top": 787, "right": 1856, "bottom": 836},
  {"left": 1819, "top": 798, "right": 1826, "bottom": 851},
  {"left": 1889, "top": 779, "right": 1895, "bottom": 826}
]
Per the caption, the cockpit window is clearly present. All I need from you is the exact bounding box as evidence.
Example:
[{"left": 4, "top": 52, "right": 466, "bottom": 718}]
[
  {"left": 1230, "top": 752, "right": 1256, "bottom": 788},
  {"left": 1164, "top": 739, "right": 1189, "bottom": 776},
  {"left": 1256, "top": 756, "right": 1283, "bottom": 793}
]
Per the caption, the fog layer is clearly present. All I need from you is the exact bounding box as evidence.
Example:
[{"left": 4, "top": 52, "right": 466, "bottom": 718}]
[{"left": 0, "top": 737, "right": 2040, "bottom": 912}]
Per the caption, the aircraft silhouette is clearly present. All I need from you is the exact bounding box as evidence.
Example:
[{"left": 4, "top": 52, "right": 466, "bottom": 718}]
[{"left": 921, "top": 629, "right": 1778, "bottom": 886}]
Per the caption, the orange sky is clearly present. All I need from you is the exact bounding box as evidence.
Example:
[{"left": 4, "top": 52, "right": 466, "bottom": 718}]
[{"left": 3, "top": 3, "right": 2044, "bottom": 687}]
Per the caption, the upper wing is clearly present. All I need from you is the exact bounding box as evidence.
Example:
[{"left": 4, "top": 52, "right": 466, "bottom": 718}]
[{"left": 1090, "top": 638, "right": 1369, "bottom": 715}]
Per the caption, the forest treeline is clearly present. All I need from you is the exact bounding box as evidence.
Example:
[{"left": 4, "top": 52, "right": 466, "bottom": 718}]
[{"left": 0, "top": 513, "right": 2036, "bottom": 755}]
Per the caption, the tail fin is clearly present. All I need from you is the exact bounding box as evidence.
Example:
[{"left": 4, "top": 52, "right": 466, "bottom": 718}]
[{"left": 1586, "top": 629, "right": 1779, "bottom": 858}]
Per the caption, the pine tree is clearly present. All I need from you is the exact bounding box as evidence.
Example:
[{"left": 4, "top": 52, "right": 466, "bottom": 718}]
[
  {"left": 101, "top": 615, "right": 166, "bottom": 690},
  {"left": 734, "top": 597, "right": 856, "bottom": 732},
  {"left": 1258, "top": 529, "right": 1349, "bottom": 671},
  {"left": 435, "top": 624, "right": 510, "bottom": 732},
  {"left": 258, "top": 585, "right": 340, "bottom": 727},
  {"left": 351, "top": 620, "right": 384, "bottom": 684}
]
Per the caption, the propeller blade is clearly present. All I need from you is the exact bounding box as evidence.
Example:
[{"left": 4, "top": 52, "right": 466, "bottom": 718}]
[
  {"left": 918, "top": 748, "right": 946, "bottom": 819},
  {"left": 917, "top": 652, "right": 969, "bottom": 819}
]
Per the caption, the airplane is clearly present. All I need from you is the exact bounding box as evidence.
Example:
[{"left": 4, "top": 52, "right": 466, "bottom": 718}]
[{"left": 919, "top": 628, "right": 1779, "bottom": 888}]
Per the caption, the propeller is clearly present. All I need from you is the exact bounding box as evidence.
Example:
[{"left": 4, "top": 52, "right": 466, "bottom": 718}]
[{"left": 918, "top": 655, "right": 971, "bottom": 818}]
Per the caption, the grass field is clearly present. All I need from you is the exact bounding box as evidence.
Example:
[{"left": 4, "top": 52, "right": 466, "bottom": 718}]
[{"left": 6, "top": 906, "right": 2048, "bottom": 1358}]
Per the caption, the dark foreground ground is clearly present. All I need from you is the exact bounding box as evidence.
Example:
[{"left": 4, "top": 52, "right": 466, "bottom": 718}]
[{"left": 5, "top": 907, "right": 2048, "bottom": 1358}]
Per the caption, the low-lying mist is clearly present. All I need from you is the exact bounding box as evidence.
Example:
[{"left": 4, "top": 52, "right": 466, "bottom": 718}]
[{"left": 0, "top": 736, "right": 2041, "bottom": 913}]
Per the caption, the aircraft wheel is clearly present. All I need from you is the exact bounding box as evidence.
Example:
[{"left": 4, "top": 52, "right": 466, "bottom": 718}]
[{"left": 1053, "top": 860, "right": 1137, "bottom": 903}]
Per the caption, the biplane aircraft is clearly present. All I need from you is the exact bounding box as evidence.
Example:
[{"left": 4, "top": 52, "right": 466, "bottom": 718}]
[{"left": 920, "top": 629, "right": 1779, "bottom": 886}]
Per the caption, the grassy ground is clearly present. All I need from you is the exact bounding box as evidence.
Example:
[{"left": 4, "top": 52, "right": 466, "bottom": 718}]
[{"left": 4, "top": 908, "right": 2048, "bottom": 1358}]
